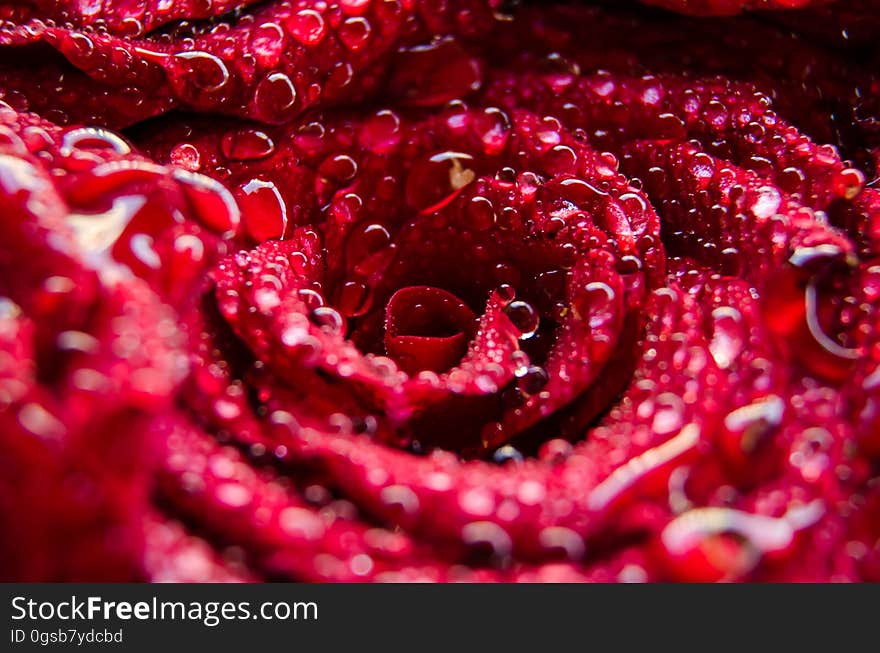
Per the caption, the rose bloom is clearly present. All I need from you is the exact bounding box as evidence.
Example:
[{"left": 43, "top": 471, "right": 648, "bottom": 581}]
[{"left": 0, "top": 0, "right": 879, "bottom": 582}]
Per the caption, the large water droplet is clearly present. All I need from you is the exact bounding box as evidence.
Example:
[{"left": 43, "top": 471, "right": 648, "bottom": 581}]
[
  {"left": 309, "top": 306, "right": 345, "bottom": 335},
  {"left": 169, "top": 142, "right": 201, "bottom": 171},
  {"left": 338, "top": 16, "right": 372, "bottom": 51},
  {"left": 384, "top": 286, "right": 476, "bottom": 375},
  {"left": 492, "top": 445, "right": 524, "bottom": 465},
  {"left": 390, "top": 37, "right": 482, "bottom": 107},
  {"left": 473, "top": 107, "right": 510, "bottom": 156},
  {"left": 235, "top": 178, "right": 288, "bottom": 242},
  {"left": 335, "top": 279, "right": 372, "bottom": 318},
  {"left": 466, "top": 196, "right": 495, "bottom": 231},
  {"left": 503, "top": 300, "right": 539, "bottom": 339},
  {"left": 60, "top": 126, "right": 131, "bottom": 157},
  {"left": 574, "top": 282, "right": 617, "bottom": 330},
  {"left": 287, "top": 9, "right": 327, "bottom": 45},
  {"left": 169, "top": 51, "right": 230, "bottom": 97},
  {"left": 254, "top": 72, "right": 297, "bottom": 124},
  {"left": 249, "top": 22, "right": 286, "bottom": 67},
  {"left": 517, "top": 365, "right": 548, "bottom": 395}
]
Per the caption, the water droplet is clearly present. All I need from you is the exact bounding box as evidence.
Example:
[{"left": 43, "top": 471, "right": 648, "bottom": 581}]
[
  {"left": 652, "top": 394, "right": 685, "bottom": 435},
  {"left": 778, "top": 166, "right": 805, "bottom": 194},
  {"left": 169, "top": 142, "right": 201, "bottom": 171},
  {"left": 339, "top": 0, "right": 371, "bottom": 13},
  {"left": 688, "top": 152, "right": 715, "bottom": 187},
  {"left": 763, "top": 249, "right": 859, "bottom": 381},
  {"left": 316, "top": 153, "right": 358, "bottom": 202},
  {"left": 616, "top": 254, "right": 643, "bottom": 275},
  {"left": 655, "top": 112, "right": 686, "bottom": 140},
  {"left": 254, "top": 72, "right": 297, "bottom": 123},
  {"left": 346, "top": 222, "right": 392, "bottom": 269},
  {"left": 751, "top": 185, "right": 781, "bottom": 219},
  {"left": 335, "top": 280, "right": 372, "bottom": 317},
  {"left": 390, "top": 37, "right": 482, "bottom": 107},
  {"left": 704, "top": 100, "right": 729, "bottom": 128},
  {"left": 18, "top": 403, "right": 65, "bottom": 440},
  {"left": 60, "top": 126, "right": 131, "bottom": 157},
  {"left": 215, "top": 482, "right": 252, "bottom": 508},
  {"left": 338, "top": 16, "right": 372, "bottom": 51},
  {"left": 359, "top": 109, "right": 401, "bottom": 154},
  {"left": 503, "top": 300, "right": 539, "bottom": 339},
  {"left": 544, "top": 145, "right": 577, "bottom": 174},
  {"left": 169, "top": 51, "right": 230, "bottom": 97},
  {"left": 833, "top": 167, "right": 865, "bottom": 200},
  {"left": 517, "top": 365, "right": 548, "bottom": 395},
  {"left": 129, "top": 233, "right": 161, "bottom": 269},
  {"left": 280, "top": 507, "right": 325, "bottom": 540},
  {"left": 297, "top": 288, "right": 324, "bottom": 310},
  {"left": 573, "top": 282, "right": 617, "bottom": 330},
  {"left": 249, "top": 22, "right": 286, "bottom": 67},
  {"left": 221, "top": 128, "right": 275, "bottom": 161},
  {"left": 466, "top": 195, "right": 495, "bottom": 230},
  {"left": 539, "top": 526, "right": 585, "bottom": 561},
  {"left": 473, "top": 107, "right": 510, "bottom": 156},
  {"left": 286, "top": 9, "right": 327, "bottom": 45},
  {"left": 459, "top": 486, "right": 496, "bottom": 517},
  {"left": 517, "top": 171, "right": 542, "bottom": 200},
  {"left": 539, "top": 438, "right": 573, "bottom": 463},
  {"left": 492, "top": 445, "right": 524, "bottom": 464},
  {"left": 294, "top": 121, "right": 326, "bottom": 153},
  {"left": 235, "top": 178, "right": 288, "bottom": 242},
  {"left": 384, "top": 286, "right": 475, "bottom": 375},
  {"left": 56, "top": 32, "right": 95, "bottom": 68},
  {"left": 709, "top": 307, "right": 744, "bottom": 370},
  {"left": 325, "top": 61, "right": 354, "bottom": 94},
  {"left": 405, "top": 151, "right": 475, "bottom": 213},
  {"left": 380, "top": 484, "right": 420, "bottom": 515},
  {"left": 174, "top": 169, "right": 240, "bottom": 236},
  {"left": 461, "top": 521, "right": 512, "bottom": 558},
  {"left": 309, "top": 306, "right": 345, "bottom": 335},
  {"left": 537, "top": 116, "right": 563, "bottom": 148},
  {"left": 496, "top": 167, "right": 517, "bottom": 185}
]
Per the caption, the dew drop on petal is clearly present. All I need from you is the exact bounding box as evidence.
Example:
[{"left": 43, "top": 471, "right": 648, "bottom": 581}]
[{"left": 503, "top": 300, "right": 539, "bottom": 339}]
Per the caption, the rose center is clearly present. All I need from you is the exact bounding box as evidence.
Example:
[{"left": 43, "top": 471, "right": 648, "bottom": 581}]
[{"left": 384, "top": 285, "right": 477, "bottom": 375}]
